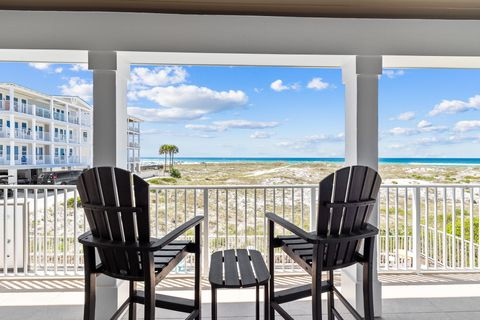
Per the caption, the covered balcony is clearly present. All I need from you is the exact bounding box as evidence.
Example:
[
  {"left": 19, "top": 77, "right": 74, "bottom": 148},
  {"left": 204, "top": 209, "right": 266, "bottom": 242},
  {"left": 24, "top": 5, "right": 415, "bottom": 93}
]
[{"left": 1, "top": 3, "right": 480, "bottom": 320}]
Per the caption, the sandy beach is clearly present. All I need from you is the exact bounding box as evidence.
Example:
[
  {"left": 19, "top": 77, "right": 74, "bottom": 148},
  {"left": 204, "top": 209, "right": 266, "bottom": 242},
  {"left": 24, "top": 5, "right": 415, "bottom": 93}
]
[{"left": 142, "top": 162, "right": 480, "bottom": 185}]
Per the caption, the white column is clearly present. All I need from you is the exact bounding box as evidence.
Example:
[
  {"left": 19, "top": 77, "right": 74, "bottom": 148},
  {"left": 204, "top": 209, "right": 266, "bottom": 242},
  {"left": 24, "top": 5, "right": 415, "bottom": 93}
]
[
  {"left": 32, "top": 118, "right": 37, "bottom": 166},
  {"left": 341, "top": 55, "right": 382, "bottom": 317},
  {"left": 90, "top": 50, "right": 128, "bottom": 169},
  {"left": 88, "top": 50, "right": 130, "bottom": 318}
]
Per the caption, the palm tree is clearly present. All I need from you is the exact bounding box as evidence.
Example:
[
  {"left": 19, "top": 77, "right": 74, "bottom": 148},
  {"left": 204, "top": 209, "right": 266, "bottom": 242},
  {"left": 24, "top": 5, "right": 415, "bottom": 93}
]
[
  {"left": 159, "top": 144, "right": 169, "bottom": 173},
  {"left": 170, "top": 145, "right": 179, "bottom": 170}
]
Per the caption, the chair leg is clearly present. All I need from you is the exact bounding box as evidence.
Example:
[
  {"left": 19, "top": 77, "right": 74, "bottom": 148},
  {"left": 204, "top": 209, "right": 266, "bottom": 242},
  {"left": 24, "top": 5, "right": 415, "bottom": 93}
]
[
  {"left": 194, "top": 224, "right": 201, "bottom": 319},
  {"left": 264, "top": 284, "right": 269, "bottom": 320},
  {"left": 128, "top": 281, "right": 136, "bottom": 320},
  {"left": 268, "top": 220, "right": 275, "bottom": 320},
  {"left": 84, "top": 268, "right": 96, "bottom": 320},
  {"left": 327, "top": 270, "right": 334, "bottom": 320},
  {"left": 211, "top": 287, "right": 217, "bottom": 320},
  {"left": 256, "top": 285, "right": 260, "bottom": 320},
  {"left": 143, "top": 253, "right": 156, "bottom": 320},
  {"left": 363, "top": 237, "right": 375, "bottom": 320},
  {"left": 311, "top": 245, "right": 324, "bottom": 320},
  {"left": 83, "top": 246, "right": 96, "bottom": 320}
]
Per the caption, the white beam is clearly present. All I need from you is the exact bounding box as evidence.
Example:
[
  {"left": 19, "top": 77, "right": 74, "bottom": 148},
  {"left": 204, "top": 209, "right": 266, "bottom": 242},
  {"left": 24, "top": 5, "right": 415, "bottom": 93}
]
[
  {"left": 342, "top": 55, "right": 382, "bottom": 317},
  {"left": 2, "top": 11, "right": 480, "bottom": 57}
]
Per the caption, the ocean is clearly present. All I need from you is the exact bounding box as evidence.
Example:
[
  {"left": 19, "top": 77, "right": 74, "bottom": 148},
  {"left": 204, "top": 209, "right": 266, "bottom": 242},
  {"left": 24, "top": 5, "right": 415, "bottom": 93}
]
[{"left": 140, "top": 157, "right": 480, "bottom": 166}]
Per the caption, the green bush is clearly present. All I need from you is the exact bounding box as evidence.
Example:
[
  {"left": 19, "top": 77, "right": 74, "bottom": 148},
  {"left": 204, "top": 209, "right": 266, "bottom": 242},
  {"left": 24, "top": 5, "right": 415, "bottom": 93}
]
[
  {"left": 446, "top": 216, "right": 479, "bottom": 243},
  {"left": 67, "top": 197, "right": 82, "bottom": 208},
  {"left": 170, "top": 168, "right": 181, "bottom": 178},
  {"left": 147, "top": 177, "right": 177, "bottom": 185}
]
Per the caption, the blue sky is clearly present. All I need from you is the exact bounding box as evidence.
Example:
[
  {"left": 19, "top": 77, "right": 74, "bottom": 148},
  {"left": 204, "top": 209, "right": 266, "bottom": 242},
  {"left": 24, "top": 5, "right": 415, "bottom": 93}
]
[{"left": 1, "top": 62, "right": 480, "bottom": 158}]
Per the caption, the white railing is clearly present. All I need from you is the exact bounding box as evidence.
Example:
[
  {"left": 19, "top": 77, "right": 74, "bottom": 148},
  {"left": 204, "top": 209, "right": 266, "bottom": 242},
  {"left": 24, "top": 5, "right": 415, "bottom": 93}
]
[
  {"left": 36, "top": 107, "right": 51, "bottom": 119},
  {"left": 378, "top": 184, "right": 480, "bottom": 272},
  {"left": 14, "top": 128, "right": 33, "bottom": 140},
  {"left": 53, "top": 134, "right": 67, "bottom": 143},
  {"left": 1, "top": 183, "right": 480, "bottom": 278}
]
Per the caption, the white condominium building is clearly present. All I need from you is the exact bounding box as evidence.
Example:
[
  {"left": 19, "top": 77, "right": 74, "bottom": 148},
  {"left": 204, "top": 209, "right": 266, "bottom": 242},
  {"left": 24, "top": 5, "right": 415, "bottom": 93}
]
[
  {"left": 0, "top": 83, "right": 93, "bottom": 182},
  {"left": 127, "top": 116, "right": 141, "bottom": 173}
]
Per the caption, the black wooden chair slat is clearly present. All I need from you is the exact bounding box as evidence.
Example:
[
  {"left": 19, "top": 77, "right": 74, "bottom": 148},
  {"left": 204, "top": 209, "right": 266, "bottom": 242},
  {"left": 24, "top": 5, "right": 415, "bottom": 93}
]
[
  {"left": 268, "top": 165, "right": 381, "bottom": 320},
  {"left": 209, "top": 251, "right": 224, "bottom": 287},
  {"left": 223, "top": 249, "right": 241, "bottom": 287},
  {"left": 249, "top": 250, "right": 270, "bottom": 285},
  {"left": 78, "top": 167, "right": 202, "bottom": 320},
  {"left": 236, "top": 249, "right": 257, "bottom": 287}
]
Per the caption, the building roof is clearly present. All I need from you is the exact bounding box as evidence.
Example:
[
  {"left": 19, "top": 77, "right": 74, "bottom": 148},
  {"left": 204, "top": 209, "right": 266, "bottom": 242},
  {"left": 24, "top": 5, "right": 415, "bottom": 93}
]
[
  {"left": 1, "top": 0, "right": 480, "bottom": 19},
  {"left": 0, "top": 82, "right": 92, "bottom": 110}
]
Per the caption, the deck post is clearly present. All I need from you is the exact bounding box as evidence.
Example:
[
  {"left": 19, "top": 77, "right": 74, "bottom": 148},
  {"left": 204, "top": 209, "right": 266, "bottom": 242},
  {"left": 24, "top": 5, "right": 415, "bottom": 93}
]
[
  {"left": 88, "top": 50, "right": 130, "bottom": 319},
  {"left": 342, "top": 55, "right": 383, "bottom": 317}
]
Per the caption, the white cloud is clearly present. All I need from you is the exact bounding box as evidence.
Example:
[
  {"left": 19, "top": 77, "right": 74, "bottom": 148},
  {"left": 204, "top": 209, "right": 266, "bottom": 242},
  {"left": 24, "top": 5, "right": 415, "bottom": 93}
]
[
  {"left": 54, "top": 67, "right": 63, "bottom": 74},
  {"left": 429, "top": 95, "right": 480, "bottom": 116},
  {"left": 253, "top": 88, "right": 263, "bottom": 93},
  {"left": 382, "top": 69, "right": 405, "bottom": 79},
  {"left": 130, "top": 66, "right": 187, "bottom": 87},
  {"left": 414, "top": 135, "right": 479, "bottom": 146},
  {"left": 186, "top": 120, "right": 279, "bottom": 132},
  {"left": 59, "top": 77, "right": 93, "bottom": 101},
  {"left": 128, "top": 85, "right": 248, "bottom": 121},
  {"left": 389, "top": 121, "right": 447, "bottom": 136},
  {"left": 270, "top": 79, "right": 299, "bottom": 92},
  {"left": 389, "top": 127, "right": 418, "bottom": 136},
  {"left": 390, "top": 111, "right": 415, "bottom": 121},
  {"left": 417, "top": 120, "right": 431, "bottom": 128},
  {"left": 307, "top": 78, "right": 329, "bottom": 90},
  {"left": 250, "top": 131, "right": 273, "bottom": 139},
  {"left": 70, "top": 64, "right": 88, "bottom": 72},
  {"left": 276, "top": 133, "right": 344, "bottom": 150},
  {"left": 454, "top": 120, "right": 480, "bottom": 132},
  {"left": 28, "top": 63, "right": 51, "bottom": 70}
]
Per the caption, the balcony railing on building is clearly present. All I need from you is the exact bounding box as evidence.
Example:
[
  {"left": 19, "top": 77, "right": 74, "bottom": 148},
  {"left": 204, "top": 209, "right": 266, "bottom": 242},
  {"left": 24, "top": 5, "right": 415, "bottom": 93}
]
[
  {"left": 128, "top": 141, "right": 140, "bottom": 148},
  {"left": 53, "top": 112, "right": 65, "bottom": 122},
  {"left": 128, "top": 124, "right": 140, "bottom": 132},
  {"left": 68, "top": 136, "right": 79, "bottom": 144},
  {"left": 36, "top": 107, "right": 51, "bottom": 119},
  {"left": 36, "top": 131, "right": 50, "bottom": 141},
  {"left": 53, "top": 134, "right": 67, "bottom": 143},
  {"left": 68, "top": 116, "right": 79, "bottom": 125},
  {"left": 14, "top": 128, "right": 33, "bottom": 140},
  {"left": 14, "top": 103, "right": 34, "bottom": 115}
]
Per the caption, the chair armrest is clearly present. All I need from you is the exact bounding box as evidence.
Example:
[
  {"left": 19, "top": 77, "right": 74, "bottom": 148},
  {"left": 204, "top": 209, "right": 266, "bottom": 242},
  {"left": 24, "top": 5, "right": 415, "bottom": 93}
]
[
  {"left": 150, "top": 215, "right": 204, "bottom": 251},
  {"left": 78, "top": 215, "right": 204, "bottom": 252},
  {"left": 266, "top": 212, "right": 318, "bottom": 243}
]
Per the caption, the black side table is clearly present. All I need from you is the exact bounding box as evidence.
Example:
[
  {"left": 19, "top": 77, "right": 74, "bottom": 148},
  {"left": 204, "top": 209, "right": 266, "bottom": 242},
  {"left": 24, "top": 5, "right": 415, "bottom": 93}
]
[{"left": 209, "top": 249, "right": 270, "bottom": 320}]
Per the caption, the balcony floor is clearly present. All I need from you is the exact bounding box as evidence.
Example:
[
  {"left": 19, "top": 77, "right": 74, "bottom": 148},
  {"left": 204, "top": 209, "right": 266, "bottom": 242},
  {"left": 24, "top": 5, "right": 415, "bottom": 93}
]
[{"left": 1, "top": 273, "right": 480, "bottom": 319}]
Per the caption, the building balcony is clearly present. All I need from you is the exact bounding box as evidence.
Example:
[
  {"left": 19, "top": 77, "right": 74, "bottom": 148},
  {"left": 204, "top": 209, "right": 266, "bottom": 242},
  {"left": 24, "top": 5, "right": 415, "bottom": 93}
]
[
  {"left": 14, "top": 103, "right": 34, "bottom": 115},
  {"left": 53, "top": 112, "right": 65, "bottom": 122},
  {"left": 35, "top": 107, "right": 51, "bottom": 119},
  {"left": 53, "top": 134, "right": 67, "bottom": 143},
  {"left": 127, "top": 125, "right": 140, "bottom": 132},
  {"left": 128, "top": 141, "right": 140, "bottom": 148},
  {"left": 68, "top": 116, "right": 79, "bottom": 125},
  {"left": 36, "top": 131, "right": 50, "bottom": 141},
  {"left": 14, "top": 128, "right": 33, "bottom": 140},
  {"left": 68, "top": 137, "right": 79, "bottom": 144}
]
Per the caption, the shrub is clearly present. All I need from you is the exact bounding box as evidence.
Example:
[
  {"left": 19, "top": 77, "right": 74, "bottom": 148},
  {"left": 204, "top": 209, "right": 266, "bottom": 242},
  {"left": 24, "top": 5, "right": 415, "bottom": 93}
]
[
  {"left": 170, "top": 168, "right": 181, "bottom": 178},
  {"left": 67, "top": 197, "right": 82, "bottom": 208}
]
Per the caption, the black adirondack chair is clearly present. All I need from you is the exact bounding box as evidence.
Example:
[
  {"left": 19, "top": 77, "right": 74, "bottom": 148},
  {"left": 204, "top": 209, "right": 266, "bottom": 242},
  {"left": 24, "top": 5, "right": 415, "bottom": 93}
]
[
  {"left": 267, "top": 165, "right": 381, "bottom": 320},
  {"left": 77, "top": 167, "right": 203, "bottom": 320}
]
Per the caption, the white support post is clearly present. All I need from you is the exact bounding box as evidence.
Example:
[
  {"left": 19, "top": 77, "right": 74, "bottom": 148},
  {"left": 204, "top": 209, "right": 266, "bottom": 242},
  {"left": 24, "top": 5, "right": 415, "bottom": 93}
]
[
  {"left": 88, "top": 50, "right": 130, "bottom": 318},
  {"left": 341, "top": 55, "right": 383, "bottom": 317}
]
